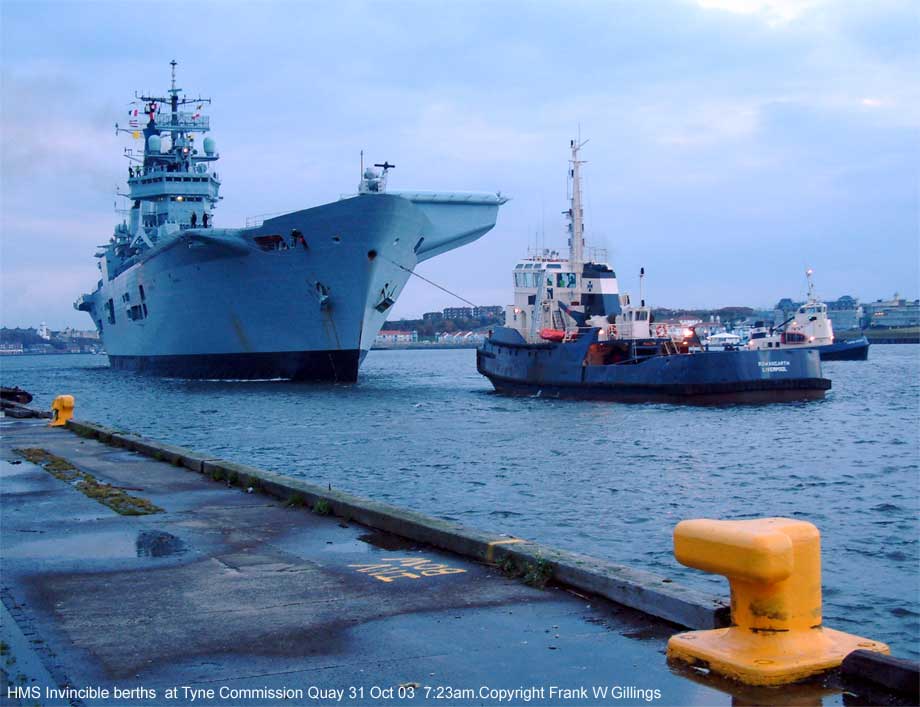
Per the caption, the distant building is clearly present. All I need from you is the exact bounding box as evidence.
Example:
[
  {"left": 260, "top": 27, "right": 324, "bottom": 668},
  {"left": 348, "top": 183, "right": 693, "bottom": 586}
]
[
  {"left": 472, "top": 305, "right": 503, "bottom": 318},
  {"left": 59, "top": 327, "right": 100, "bottom": 341},
  {"left": 37, "top": 322, "right": 50, "bottom": 340},
  {"left": 775, "top": 292, "right": 919, "bottom": 330},
  {"left": 773, "top": 299, "right": 803, "bottom": 325},
  {"left": 776, "top": 295, "right": 865, "bottom": 331},
  {"left": 375, "top": 330, "right": 418, "bottom": 344},
  {"left": 422, "top": 311, "right": 443, "bottom": 322},
  {"left": 443, "top": 307, "right": 473, "bottom": 320},
  {"left": 862, "top": 295, "right": 920, "bottom": 329},
  {"left": 0, "top": 343, "right": 24, "bottom": 355},
  {"left": 826, "top": 295, "right": 863, "bottom": 331}
]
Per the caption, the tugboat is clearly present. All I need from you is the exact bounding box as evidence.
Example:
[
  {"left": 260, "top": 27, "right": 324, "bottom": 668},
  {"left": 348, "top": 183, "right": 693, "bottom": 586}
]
[
  {"left": 747, "top": 270, "right": 870, "bottom": 361},
  {"left": 73, "top": 61, "right": 507, "bottom": 382},
  {"left": 477, "top": 140, "right": 832, "bottom": 403}
]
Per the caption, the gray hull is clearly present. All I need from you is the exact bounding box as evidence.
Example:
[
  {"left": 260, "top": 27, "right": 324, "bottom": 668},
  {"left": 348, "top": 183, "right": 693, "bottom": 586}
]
[
  {"left": 81, "top": 193, "right": 502, "bottom": 381},
  {"left": 478, "top": 327, "right": 831, "bottom": 404}
]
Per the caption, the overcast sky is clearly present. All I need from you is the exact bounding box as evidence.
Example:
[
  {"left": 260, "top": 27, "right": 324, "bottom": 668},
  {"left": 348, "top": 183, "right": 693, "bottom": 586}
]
[{"left": 1, "top": 0, "right": 917, "bottom": 329}]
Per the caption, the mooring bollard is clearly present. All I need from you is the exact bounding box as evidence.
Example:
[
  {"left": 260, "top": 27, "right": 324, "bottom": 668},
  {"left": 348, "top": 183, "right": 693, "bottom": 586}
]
[
  {"left": 666, "top": 517, "right": 889, "bottom": 686},
  {"left": 49, "top": 395, "right": 75, "bottom": 427}
]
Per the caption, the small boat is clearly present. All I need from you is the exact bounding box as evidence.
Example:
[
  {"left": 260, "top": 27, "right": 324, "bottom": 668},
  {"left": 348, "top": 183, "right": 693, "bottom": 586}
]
[
  {"left": 704, "top": 331, "right": 743, "bottom": 350},
  {"left": 477, "top": 140, "right": 832, "bottom": 403},
  {"left": 1, "top": 386, "right": 34, "bottom": 405},
  {"left": 747, "top": 269, "right": 869, "bottom": 361}
]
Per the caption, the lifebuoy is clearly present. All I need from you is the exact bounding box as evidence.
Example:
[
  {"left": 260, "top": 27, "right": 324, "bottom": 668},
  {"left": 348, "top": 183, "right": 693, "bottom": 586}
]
[
  {"left": 655, "top": 324, "right": 666, "bottom": 337},
  {"left": 608, "top": 324, "right": 618, "bottom": 338}
]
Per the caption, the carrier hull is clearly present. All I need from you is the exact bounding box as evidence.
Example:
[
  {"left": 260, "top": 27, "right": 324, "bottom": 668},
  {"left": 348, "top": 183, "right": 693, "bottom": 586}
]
[
  {"left": 109, "top": 349, "right": 363, "bottom": 382},
  {"left": 478, "top": 327, "right": 831, "bottom": 404},
  {"left": 81, "top": 193, "right": 503, "bottom": 381}
]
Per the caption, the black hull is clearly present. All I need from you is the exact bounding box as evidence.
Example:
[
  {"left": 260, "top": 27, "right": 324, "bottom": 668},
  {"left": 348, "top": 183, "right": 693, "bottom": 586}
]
[
  {"left": 108, "top": 349, "right": 362, "bottom": 382},
  {"left": 1, "top": 386, "right": 33, "bottom": 404},
  {"left": 820, "top": 341, "right": 870, "bottom": 361},
  {"left": 485, "top": 373, "right": 830, "bottom": 404}
]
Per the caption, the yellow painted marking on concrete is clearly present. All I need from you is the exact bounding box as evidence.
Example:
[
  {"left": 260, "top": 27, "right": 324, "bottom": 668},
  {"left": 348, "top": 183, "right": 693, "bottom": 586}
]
[
  {"left": 666, "top": 517, "right": 890, "bottom": 686},
  {"left": 486, "top": 537, "right": 526, "bottom": 563},
  {"left": 348, "top": 556, "right": 466, "bottom": 583}
]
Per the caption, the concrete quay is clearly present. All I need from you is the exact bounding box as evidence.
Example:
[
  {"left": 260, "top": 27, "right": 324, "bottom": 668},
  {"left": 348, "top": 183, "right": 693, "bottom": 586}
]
[{"left": 0, "top": 418, "right": 914, "bottom": 706}]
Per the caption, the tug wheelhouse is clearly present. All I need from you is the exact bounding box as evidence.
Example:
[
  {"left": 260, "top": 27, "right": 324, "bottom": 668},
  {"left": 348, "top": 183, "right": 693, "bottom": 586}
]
[{"left": 504, "top": 139, "right": 623, "bottom": 343}]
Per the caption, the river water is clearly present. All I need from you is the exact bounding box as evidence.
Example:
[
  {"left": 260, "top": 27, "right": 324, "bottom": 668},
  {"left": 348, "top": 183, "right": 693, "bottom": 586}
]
[{"left": 3, "top": 346, "right": 918, "bottom": 658}]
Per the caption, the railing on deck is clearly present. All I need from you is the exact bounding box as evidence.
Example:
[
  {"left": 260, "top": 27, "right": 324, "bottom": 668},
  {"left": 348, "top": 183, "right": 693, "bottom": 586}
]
[
  {"left": 245, "top": 211, "right": 285, "bottom": 228},
  {"left": 153, "top": 112, "right": 210, "bottom": 131}
]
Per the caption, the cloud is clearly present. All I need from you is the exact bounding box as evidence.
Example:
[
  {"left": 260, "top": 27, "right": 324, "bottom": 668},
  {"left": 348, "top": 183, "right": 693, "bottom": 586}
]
[
  {"left": 1, "top": 0, "right": 917, "bottom": 327},
  {"left": 695, "top": 0, "right": 824, "bottom": 25},
  {"left": 0, "top": 71, "right": 116, "bottom": 186}
]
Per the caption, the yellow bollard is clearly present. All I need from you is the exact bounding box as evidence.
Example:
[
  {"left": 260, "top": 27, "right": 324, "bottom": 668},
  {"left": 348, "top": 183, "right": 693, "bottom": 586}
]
[
  {"left": 49, "top": 395, "right": 74, "bottom": 427},
  {"left": 666, "top": 518, "right": 888, "bottom": 686}
]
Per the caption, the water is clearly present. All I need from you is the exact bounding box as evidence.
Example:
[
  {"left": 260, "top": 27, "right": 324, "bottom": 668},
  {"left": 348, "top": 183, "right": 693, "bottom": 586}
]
[{"left": 3, "top": 347, "right": 918, "bottom": 657}]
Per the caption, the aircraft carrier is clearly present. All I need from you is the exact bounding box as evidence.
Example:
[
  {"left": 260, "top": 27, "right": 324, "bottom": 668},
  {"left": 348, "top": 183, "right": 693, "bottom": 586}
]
[{"left": 75, "top": 62, "right": 506, "bottom": 381}]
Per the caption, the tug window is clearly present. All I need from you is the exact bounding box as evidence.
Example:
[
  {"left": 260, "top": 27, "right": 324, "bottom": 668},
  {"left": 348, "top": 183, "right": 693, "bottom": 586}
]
[{"left": 556, "top": 273, "right": 576, "bottom": 288}]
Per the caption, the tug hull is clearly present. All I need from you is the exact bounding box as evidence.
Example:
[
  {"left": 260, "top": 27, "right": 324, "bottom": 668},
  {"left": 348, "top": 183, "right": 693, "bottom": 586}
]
[
  {"left": 478, "top": 327, "right": 831, "bottom": 404},
  {"left": 817, "top": 337, "right": 870, "bottom": 361}
]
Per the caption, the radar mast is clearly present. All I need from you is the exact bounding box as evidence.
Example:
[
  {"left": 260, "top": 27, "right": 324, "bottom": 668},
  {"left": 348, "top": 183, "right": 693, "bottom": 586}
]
[{"left": 567, "top": 137, "right": 588, "bottom": 269}]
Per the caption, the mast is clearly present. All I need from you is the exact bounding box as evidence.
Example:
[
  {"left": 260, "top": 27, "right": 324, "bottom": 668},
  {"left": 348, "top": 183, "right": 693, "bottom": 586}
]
[
  {"left": 169, "top": 59, "right": 179, "bottom": 136},
  {"left": 133, "top": 60, "right": 211, "bottom": 144},
  {"left": 567, "top": 137, "right": 588, "bottom": 268},
  {"left": 805, "top": 268, "right": 815, "bottom": 302}
]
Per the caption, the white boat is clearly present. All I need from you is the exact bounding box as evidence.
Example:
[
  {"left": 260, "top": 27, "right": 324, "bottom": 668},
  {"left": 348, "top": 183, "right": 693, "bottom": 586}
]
[
  {"left": 705, "top": 332, "right": 743, "bottom": 350},
  {"left": 747, "top": 269, "right": 869, "bottom": 361}
]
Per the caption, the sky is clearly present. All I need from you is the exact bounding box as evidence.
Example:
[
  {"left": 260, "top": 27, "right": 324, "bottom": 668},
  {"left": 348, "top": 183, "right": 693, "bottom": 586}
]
[{"left": 1, "top": 0, "right": 918, "bottom": 329}]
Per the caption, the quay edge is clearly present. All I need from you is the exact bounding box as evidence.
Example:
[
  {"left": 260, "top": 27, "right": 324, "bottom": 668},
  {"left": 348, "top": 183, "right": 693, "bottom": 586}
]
[
  {"left": 66, "top": 417, "right": 730, "bottom": 630},
  {"left": 0, "top": 413, "right": 914, "bottom": 702}
]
